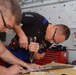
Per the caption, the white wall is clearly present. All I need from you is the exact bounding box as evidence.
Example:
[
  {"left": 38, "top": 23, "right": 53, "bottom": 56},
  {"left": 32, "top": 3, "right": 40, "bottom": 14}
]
[{"left": 3, "top": 30, "right": 15, "bottom": 46}]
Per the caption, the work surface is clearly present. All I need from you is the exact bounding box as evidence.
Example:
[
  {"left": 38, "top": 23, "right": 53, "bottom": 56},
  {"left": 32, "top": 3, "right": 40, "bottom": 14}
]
[{"left": 22, "top": 63, "right": 76, "bottom": 75}]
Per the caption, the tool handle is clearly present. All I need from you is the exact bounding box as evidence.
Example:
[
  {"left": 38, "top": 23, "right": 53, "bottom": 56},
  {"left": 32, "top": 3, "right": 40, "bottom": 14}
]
[{"left": 28, "top": 37, "right": 36, "bottom": 63}]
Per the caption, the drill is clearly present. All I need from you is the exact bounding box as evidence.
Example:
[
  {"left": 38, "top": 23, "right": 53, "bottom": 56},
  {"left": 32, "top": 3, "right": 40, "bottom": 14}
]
[{"left": 11, "top": 36, "right": 34, "bottom": 63}]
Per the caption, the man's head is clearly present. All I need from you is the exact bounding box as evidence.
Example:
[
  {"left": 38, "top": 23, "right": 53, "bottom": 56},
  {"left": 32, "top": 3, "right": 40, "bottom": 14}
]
[
  {"left": 45, "top": 24, "right": 70, "bottom": 44},
  {"left": 0, "top": 0, "right": 22, "bottom": 32}
]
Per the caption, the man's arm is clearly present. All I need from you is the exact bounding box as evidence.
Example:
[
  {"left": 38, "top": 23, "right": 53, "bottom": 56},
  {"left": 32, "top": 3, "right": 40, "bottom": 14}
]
[
  {"left": 0, "top": 40, "right": 28, "bottom": 67},
  {"left": 13, "top": 25, "right": 28, "bottom": 49},
  {"left": 34, "top": 52, "right": 45, "bottom": 60}
]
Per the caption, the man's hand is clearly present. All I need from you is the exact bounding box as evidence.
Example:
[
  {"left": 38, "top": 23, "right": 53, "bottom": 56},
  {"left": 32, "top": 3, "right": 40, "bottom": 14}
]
[
  {"left": 26, "top": 63, "right": 43, "bottom": 69},
  {"left": 19, "top": 35, "right": 28, "bottom": 49},
  {"left": 29, "top": 42, "right": 39, "bottom": 53},
  {"left": 0, "top": 64, "right": 26, "bottom": 75},
  {"left": 7, "top": 64, "right": 26, "bottom": 75}
]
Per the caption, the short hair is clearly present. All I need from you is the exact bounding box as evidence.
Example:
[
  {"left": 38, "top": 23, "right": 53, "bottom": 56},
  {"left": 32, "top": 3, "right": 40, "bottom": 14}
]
[
  {"left": 0, "top": 0, "right": 22, "bottom": 24},
  {"left": 55, "top": 24, "right": 70, "bottom": 40}
]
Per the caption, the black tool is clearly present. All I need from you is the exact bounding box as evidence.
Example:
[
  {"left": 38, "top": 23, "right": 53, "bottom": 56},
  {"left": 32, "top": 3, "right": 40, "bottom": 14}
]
[
  {"left": 11, "top": 36, "right": 20, "bottom": 50},
  {"left": 28, "top": 37, "right": 34, "bottom": 64},
  {"left": 11, "top": 36, "right": 35, "bottom": 63}
]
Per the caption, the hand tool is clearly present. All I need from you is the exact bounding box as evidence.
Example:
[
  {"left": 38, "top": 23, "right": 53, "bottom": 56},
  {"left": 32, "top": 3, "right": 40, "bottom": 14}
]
[
  {"left": 28, "top": 37, "right": 36, "bottom": 64},
  {"left": 11, "top": 36, "right": 35, "bottom": 64}
]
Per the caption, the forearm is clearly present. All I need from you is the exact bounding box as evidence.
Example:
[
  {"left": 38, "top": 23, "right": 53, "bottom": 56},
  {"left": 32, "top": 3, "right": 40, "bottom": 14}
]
[
  {"left": 13, "top": 25, "right": 26, "bottom": 38},
  {"left": 13, "top": 25, "right": 28, "bottom": 49},
  {"left": 0, "top": 47, "right": 28, "bottom": 68},
  {"left": 34, "top": 52, "right": 45, "bottom": 60}
]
